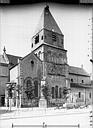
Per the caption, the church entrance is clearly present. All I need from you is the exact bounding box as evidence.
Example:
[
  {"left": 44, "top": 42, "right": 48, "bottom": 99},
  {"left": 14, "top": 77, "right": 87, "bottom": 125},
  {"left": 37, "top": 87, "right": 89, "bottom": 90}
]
[{"left": 24, "top": 77, "right": 39, "bottom": 107}]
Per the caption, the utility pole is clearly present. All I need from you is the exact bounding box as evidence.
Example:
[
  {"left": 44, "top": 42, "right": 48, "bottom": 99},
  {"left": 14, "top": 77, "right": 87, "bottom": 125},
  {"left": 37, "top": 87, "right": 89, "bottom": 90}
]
[
  {"left": 0, "top": 7, "right": 2, "bottom": 54},
  {"left": 90, "top": 8, "right": 93, "bottom": 105}
]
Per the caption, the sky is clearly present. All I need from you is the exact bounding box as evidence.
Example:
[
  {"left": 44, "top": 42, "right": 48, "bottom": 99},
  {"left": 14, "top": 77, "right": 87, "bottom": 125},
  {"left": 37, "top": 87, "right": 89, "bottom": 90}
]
[{"left": 0, "top": 3, "right": 92, "bottom": 74}]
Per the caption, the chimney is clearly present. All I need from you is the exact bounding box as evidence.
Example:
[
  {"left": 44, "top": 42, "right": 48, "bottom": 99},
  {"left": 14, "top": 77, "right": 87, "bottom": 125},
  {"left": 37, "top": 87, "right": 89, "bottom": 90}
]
[{"left": 81, "top": 64, "right": 83, "bottom": 69}]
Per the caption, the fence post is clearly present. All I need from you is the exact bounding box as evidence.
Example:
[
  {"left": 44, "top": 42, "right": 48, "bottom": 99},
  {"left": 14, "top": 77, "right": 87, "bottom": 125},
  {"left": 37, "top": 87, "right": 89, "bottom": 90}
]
[
  {"left": 78, "top": 124, "right": 80, "bottom": 128},
  {"left": 90, "top": 110, "right": 93, "bottom": 127},
  {"left": 43, "top": 122, "right": 45, "bottom": 128},
  {"left": 42, "top": 122, "right": 47, "bottom": 128},
  {"left": 12, "top": 123, "right": 13, "bottom": 128},
  {"left": 45, "top": 124, "right": 47, "bottom": 128}
]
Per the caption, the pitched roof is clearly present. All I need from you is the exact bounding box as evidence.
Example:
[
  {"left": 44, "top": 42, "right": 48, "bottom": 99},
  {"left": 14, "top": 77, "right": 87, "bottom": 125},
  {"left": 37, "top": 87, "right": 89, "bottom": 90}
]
[
  {"left": 0, "top": 54, "right": 9, "bottom": 64},
  {"left": 34, "top": 5, "right": 63, "bottom": 35},
  {"left": 0, "top": 55, "right": 6, "bottom": 64},
  {"left": 21, "top": 51, "right": 42, "bottom": 63},
  {"left": 7, "top": 54, "right": 22, "bottom": 69},
  {"left": 69, "top": 66, "right": 90, "bottom": 76},
  {"left": 70, "top": 83, "right": 91, "bottom": 88}
]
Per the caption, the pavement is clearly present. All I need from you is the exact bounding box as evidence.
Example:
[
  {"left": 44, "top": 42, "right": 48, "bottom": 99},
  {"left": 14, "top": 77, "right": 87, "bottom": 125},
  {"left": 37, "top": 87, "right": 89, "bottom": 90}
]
[
  {"left": 0, "top": 105, "right": 92, "bottom": 120},
  {"left": 0, "top": 105, "right": 92, "bottom": 128}
]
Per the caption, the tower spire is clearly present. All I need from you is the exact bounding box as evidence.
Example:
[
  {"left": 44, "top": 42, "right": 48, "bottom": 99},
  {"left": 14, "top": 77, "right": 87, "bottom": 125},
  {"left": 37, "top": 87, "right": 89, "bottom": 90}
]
[
  {"left": 3, "top": 46, "right": 6, "bottom": 53},
  {"left": 45, "top": 0, "right": 48, "bottom": 6},
  {"left": 34, "top": 5, "right": 63, "bottom": 35}
]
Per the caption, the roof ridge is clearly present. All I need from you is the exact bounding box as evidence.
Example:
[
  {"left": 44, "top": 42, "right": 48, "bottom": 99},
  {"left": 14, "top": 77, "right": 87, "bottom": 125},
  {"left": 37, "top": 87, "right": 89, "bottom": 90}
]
[
  {"left": 69, "top": 65, "right": 90, "bottom": 76},
  {"left": 7, "top": 54, "right": 22, "bottom": 58}
]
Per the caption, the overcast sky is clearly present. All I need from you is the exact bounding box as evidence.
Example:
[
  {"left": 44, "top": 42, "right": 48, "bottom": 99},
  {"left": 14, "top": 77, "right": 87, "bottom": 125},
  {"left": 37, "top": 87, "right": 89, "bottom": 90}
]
[{"left": 0, "top": 3, "right": 92, "bottom": 74}]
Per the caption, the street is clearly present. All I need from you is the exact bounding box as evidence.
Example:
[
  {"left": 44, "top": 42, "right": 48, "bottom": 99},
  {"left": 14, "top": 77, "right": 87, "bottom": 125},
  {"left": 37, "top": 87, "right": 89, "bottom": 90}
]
[{"left": 0, "top": 105, "right": 92, "bottom": 128}]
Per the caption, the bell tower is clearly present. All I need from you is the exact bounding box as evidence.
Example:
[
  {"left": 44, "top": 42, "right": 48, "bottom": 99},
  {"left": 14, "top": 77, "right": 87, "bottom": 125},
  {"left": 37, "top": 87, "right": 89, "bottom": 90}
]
[
  {"left": 31, "top": 5, "right": 67, "bottom": 61},
  {"left": 31, "top": 5, "right": 69, "bottom": 100}
]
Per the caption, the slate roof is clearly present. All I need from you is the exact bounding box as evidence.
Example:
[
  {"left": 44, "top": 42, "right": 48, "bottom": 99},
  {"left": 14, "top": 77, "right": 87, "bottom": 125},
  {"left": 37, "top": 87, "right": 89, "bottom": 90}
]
[
  {"left": 69, "top": 66, "right": 90, "bottom": 76},
  {"left": 0, "top": 55, "right": 6, "bottom": 64},
  {"left": 7, "top": 54, "right": 22, "bottom": 69},
  {"left": 0, "top": 54, "right": 9, "bottom": 64},
  {"left": 34, "top": 5, "right": 63, "bottom": 35}
]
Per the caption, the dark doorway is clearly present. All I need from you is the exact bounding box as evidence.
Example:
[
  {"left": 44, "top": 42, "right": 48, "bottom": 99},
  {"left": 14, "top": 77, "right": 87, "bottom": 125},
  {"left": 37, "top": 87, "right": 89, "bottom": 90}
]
[
  {"left": 34, "top": 81, "right": 38, "bottom": 98},
  {"left": 1, "top": 96, "right": 5, "bottom": 106}
]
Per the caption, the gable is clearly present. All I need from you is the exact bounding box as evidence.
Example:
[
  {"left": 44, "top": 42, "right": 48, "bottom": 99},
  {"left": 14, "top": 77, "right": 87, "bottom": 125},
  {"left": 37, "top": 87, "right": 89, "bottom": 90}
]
[{"left": 20, "top": 52, "right": 42, "bottom": 80}]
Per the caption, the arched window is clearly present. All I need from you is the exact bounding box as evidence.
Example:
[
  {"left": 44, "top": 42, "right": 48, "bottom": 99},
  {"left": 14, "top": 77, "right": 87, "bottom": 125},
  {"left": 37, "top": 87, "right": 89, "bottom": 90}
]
[
  {"left": 82, "top": 80, "right": 84, "bottom": 83},
  {"left": 55, "top": 86, "right": 58, "bottom": 99},
  {"left": 34, "top": 81, "right": 38, "bottom": 97},
  {"left": 41, "top": 36, "right": 43, "bottom": 40},
  {"left": 71, "top": 79, "right": 73, "bottom": 82},
  {"left": 26, "top": 80, "right": 32, "bottom": 90},
  {"left": 25, "top": 79, "right": 32, "bottom": 99},
  {"left": 31, "top": 43, "right": 33, "bottom": 48},
  {"left": 89, "top": 92, "right": 91, "bottom": 99},
  {"left": 52, "top": 32, "right": 56, "bottom": 41},
  {"left": 35, "top": 34, "right": 39, "bottom": 44},
  {"left": 79, "top": 92, "right": 81, "bottom": 98},
  {"left": 52, "top": 87, "right": 55, "bottom": 99},
  {"left": 59, "top": 88, "right": 62, "bottom": 98}
]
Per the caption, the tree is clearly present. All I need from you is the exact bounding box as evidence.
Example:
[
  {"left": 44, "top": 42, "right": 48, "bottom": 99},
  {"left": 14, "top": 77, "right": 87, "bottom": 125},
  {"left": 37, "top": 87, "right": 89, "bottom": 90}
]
[
  {"left": 62, "top": 87, "right": 69, "bottom": 100},
  {"left": 16, "top": 84, "right": 22, "bottom": 108},
  {"left": 7, "top": 83, "right": 15, "bottom": 110}
]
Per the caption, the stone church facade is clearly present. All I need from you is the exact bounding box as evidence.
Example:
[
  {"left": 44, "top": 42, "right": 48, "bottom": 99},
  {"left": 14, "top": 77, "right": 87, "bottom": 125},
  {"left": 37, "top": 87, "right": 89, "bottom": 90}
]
[
  {"left": 0, "top": 5, "right": 92, "bottom": 107},
  {"left": 17, "top": 5, "right": 70, "bottom": 107}
]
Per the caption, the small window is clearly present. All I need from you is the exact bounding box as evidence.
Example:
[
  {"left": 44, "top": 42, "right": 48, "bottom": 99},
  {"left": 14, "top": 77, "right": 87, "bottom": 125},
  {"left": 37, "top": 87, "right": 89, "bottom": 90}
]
[
  {"left": 89, "top": 92, "right": 91, "bottom": 99},
  {"left": 61, "top": 40, "right": 63, "bottom": 45},
  {"left": 82, "top": 80, "right": 84, "bottom": 83},
  {"left": 35, "top": 53, "right": 37, "bottom": 56},
  {"left": 59, "top": 88, "right": 62, "bottom": 98},
  {"left": 35, "top": 35, "right": 39, "bottom": 44},
  {"left": 34, "top": 81, "right": 38, "bottom": 97},
  {"left": 31, "top": 43, "right": 33, "bottom": 48},
  {"left": 52, "top": 87, "right": 55, "bottom": 99},
  {"left": 61, "top": 36, "right": 64, "bottom": 45},
  {"left": 31, "top": 60, "right": 34, "bottom": 66},
  {"left": 41, "top": 36, "right": 43, "bottom": 40},
  {"left": 55, "top": 85, "right": 58, "bottom": 99},
  {"left": 52, "top": 32, "right": 56, "bottom": 41},
  {"left": 71, "top": 79, "right": 73, "bottom": 82},
  {"left": 79, "top": 92, "right": 81, "bottom": 98}
]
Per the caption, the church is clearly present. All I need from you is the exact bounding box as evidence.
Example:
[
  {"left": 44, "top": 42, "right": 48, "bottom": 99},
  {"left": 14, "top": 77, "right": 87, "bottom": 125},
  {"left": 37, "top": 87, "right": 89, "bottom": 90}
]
[{"left": 0, "top": 5, "right": 92, "bottom": 107}]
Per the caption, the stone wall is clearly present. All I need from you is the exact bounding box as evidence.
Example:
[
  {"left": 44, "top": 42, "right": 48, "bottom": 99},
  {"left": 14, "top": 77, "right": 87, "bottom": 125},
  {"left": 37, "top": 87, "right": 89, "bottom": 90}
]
[
  {"left": 44, "top": 29, "right": 64, "bottom": 49},
  {"left": 18, "top": 53, "right": 42, "bottom": 107},
  {"left": 69, "top": 74, "right": 90, "bottom": 84},
  {"left": 71, "top": 87, "right": 92, "bottom": 105}
]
